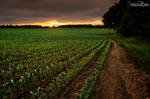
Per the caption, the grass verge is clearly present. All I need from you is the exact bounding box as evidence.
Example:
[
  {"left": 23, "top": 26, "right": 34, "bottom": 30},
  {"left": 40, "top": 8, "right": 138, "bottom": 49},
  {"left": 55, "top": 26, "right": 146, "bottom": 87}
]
[{"left": 105, "top": 33, "right": 150, "bottom": 71}]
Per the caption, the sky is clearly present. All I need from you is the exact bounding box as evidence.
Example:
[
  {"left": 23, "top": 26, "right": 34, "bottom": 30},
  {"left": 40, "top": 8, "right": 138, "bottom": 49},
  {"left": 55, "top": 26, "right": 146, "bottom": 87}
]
[{"left": 0, "top": 0, "right": 118, "bottom": 27}]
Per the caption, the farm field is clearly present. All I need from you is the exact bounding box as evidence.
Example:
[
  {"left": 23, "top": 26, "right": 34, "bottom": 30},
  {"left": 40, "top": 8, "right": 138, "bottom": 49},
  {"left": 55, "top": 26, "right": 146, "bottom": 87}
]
[{"left": 0, "top": 28, "right": 113, "bottom": 98}]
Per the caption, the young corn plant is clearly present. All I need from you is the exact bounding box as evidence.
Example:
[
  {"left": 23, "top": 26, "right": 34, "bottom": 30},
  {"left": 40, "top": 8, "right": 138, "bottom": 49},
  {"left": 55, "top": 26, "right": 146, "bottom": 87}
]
[
  {"left": 30, "top": 87, "right": 41, "bottom": 99},
  {"left": 76, "top": 74, "right": 98, "bottom": 99}
]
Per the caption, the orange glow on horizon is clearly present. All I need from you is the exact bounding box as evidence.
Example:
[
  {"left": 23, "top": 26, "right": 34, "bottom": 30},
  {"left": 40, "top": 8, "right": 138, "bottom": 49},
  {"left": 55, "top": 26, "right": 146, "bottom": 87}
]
[
  {"left": 13, "top": 19, "right": 104, "bottom": 27},
  {"left": 47, "top": 20, "right": 104, "bottom": 27}
]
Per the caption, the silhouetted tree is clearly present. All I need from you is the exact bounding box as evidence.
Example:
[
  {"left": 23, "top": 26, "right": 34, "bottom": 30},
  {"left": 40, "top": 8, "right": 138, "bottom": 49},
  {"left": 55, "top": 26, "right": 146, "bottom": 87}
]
[
  {"left": 57, "top": 25, "right": 105, "bottom": 28},
  {"left": 103, "top": 0, "right": 150, "bottom": 40},
  {"left": 0, "top": 25, "right": 49, "bottom": 28}
]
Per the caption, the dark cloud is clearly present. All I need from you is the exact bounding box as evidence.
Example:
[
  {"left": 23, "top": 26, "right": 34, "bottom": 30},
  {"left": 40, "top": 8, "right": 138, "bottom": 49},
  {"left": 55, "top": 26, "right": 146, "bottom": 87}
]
[{"left": 0, "top": 0, "right": 118, "bottom": 24}]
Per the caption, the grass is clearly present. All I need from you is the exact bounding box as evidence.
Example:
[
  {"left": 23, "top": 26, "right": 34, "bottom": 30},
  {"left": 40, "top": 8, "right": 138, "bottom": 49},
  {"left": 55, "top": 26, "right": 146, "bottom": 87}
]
[{"left": 105, "top": 33, "right": 150, "bottom": 70}]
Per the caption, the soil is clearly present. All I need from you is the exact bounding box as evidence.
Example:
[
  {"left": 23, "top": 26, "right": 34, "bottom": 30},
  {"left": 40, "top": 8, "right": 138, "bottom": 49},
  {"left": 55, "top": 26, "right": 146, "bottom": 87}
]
[{"left": 95, "top": 41, "right": 150, "bottom": 99}]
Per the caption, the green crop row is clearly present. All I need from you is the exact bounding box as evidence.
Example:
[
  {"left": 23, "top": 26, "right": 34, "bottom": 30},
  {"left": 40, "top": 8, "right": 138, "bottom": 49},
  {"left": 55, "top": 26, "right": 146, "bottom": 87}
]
[
  {"left": 0, "top": 41, "right": 95, "bottom": 69},
  {"left": 76, "top": 40, "right": 112, "bottom": 99}
]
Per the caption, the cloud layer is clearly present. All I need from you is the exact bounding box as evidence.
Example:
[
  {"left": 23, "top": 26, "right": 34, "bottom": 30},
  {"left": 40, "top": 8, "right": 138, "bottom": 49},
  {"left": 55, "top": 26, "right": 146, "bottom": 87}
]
[{"left": 0, "top": 0, "right": 117, "bottom": 25}]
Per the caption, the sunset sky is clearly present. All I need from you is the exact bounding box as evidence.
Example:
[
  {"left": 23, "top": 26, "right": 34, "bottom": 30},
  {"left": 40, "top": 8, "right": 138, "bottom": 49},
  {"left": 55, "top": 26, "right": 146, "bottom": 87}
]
[{"left": 0, "top": 0, "right": 118, "bottom": 27}]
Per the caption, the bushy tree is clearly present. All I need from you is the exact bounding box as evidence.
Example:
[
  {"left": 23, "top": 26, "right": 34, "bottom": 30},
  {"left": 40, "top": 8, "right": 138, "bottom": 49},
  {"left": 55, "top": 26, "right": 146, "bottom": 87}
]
[{"left": 103, "top": 0, "right": 150, "bottom": 40}]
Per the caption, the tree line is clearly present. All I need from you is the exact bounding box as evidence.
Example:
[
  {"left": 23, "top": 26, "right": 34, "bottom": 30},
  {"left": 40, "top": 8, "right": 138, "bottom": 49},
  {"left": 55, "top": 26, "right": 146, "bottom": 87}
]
[
  {"left": 57, "top": 25, "right": 105, "bottom": 28},
  {"left": 0, "top": 25, "right": 50, "bottom": 28},
  {"left": 0, "top": 24, "right": 105, "bottom": 28}
]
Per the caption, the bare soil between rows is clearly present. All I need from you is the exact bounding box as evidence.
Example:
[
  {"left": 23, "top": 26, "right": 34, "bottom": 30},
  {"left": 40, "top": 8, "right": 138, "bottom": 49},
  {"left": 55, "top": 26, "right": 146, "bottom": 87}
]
[{"left": 96, "top": 41, "right": 150, "bottom": 99}]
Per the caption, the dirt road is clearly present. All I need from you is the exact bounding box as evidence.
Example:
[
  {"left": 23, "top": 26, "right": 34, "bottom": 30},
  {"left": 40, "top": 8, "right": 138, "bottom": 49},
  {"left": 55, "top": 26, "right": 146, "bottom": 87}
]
[{"left": 96, "top": 41, "right": 150, "bottom": 99}]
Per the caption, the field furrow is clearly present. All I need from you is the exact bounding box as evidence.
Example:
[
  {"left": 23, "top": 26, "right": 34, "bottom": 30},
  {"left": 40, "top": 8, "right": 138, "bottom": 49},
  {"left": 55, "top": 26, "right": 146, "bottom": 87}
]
[{"left": 1, "top": 41, "right": 91, "bottom": 69}]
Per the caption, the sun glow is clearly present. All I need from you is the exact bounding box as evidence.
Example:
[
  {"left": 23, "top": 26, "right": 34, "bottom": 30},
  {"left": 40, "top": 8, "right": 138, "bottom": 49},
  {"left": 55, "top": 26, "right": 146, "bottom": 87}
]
[
  {"left": 47, "top": 19, "right": 104, "bottom": 27},
  {"left": 12, "top": 19, "right": 104, "bottom": 27},
  {"left": 48, "top": 20, "right": 65, "bottom": 27}
]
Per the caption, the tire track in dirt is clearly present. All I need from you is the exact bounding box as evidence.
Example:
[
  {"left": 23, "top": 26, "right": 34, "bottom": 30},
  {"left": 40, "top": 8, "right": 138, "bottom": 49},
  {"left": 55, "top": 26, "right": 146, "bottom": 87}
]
[
  {"left": 56, "top": 42, "right": 107, "bottom": 99},
  {"left": 95, "top": 41, "right": 150, "bottom": 99}
]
